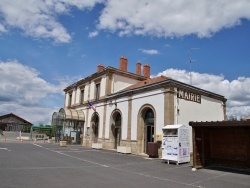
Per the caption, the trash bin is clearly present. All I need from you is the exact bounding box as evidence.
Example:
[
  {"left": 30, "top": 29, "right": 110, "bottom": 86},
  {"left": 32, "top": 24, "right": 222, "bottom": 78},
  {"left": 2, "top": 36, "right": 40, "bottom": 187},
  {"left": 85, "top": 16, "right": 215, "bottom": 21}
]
[
  {"left": 162, "top": 124, "right": 190, "bottom": 164},
  {"left": 147, "top": 142, "right": 158, "bottom": 158}
]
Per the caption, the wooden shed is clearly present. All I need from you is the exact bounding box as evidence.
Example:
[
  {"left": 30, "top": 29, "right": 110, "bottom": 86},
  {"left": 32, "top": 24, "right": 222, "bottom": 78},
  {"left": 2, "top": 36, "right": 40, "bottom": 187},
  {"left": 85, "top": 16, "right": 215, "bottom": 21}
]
[
  {"left": 189, "top": 121, "right": 250, "bottom": 170},
  {"left": 0, "top": 113, "right": 32, "bottom": 132}
]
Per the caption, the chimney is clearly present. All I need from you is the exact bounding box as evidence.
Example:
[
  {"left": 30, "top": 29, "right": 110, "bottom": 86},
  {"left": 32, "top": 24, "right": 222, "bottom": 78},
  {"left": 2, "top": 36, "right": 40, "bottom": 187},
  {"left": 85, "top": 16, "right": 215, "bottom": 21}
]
[
  {"left": 136, "top": 62, "right": 141, "bottom": 75},
  {"left": 143, "top": 64, "right": 150, "bottom": 78},
  {"left": 97, "top": 64, "right": 105, "bottom": 72},
  {"left": 120, "top": 56, "right": 128, "bottom": 71}
]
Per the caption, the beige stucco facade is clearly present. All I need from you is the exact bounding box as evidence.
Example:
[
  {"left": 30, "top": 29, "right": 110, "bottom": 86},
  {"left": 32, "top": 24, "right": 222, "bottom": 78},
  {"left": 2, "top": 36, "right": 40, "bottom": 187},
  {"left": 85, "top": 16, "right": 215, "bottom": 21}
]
[{"left": 57, "top": 57, "right": 227, "bottom": 158}]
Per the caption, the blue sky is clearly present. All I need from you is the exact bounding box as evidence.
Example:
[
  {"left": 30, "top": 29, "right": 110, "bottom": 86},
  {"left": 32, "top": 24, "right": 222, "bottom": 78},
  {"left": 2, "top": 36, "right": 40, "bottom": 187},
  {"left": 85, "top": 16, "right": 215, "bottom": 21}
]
[{"left": 0, "top": 0, "right": 250, "bottom": 125}]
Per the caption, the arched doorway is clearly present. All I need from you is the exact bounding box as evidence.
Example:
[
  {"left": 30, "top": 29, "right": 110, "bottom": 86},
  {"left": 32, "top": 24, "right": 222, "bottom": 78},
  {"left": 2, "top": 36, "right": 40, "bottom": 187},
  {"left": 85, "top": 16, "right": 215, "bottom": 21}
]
[
  {"left": 137, "top": 105, "right": 156, "bottom": 154},
  {"left": 91, "top": 113, "right": 99, "bottom": 143},
  {"left": 144, "top": 109, "right": 155, "bottom": 153},
  {"left": 110, "top": 111, "right": 122, "bottom": 149},
  {"left": 114, "top": 113, "right": 121, "bottom": 149}
]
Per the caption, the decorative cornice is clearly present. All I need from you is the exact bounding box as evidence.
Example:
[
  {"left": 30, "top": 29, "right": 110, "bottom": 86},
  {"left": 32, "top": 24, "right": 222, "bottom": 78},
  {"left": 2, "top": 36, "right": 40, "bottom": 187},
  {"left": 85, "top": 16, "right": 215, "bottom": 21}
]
[{"left": 107, "top": 78, "right": 227, "bottom": 103}]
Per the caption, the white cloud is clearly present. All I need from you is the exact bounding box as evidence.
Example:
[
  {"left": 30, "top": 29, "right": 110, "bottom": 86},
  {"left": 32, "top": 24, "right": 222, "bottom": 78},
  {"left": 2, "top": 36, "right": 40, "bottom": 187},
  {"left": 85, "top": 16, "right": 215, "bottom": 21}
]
[
  {"left": 88, "top": 31, "right": 99, "bottom": 38},
  {"left": 0, "top": 60, "right": 79, "bottom": 125},
  {"left": 0, "top": 0, "right": 104, "bottom": 43},
  {"left": 164, "top": 44, "right": 171, "bottom": 47},
  {"left": 227, "top": 106, "right": 250, "bottom": 120},
  {"left": 2, "top": 1, "right": 249, "bottom": 41},
  {"left": 0, "top": 23, "right": 7, "bottom": 32},
  {"left": 154, "top": 68, "right": 250, "bottom": 119},
  {"left": 98, "top": 0, "right": 250, "bottom": 38},
  {"left": 139, "top": 49, "right": 159, "bottom": 55}
]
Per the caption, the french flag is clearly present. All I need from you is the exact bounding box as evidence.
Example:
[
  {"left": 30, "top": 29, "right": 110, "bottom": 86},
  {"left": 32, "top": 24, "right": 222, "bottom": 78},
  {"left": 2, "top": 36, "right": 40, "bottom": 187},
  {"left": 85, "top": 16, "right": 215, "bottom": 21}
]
[{"left": 88, "top": 101, "right": 96, "bottom": 112}]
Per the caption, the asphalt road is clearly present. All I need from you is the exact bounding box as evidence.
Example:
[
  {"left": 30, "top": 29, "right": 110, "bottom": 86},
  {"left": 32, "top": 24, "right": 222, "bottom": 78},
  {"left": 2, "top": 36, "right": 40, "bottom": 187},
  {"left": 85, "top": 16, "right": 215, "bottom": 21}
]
[{"left": 0, "top": 140, "right": 249, "bottom": 188}]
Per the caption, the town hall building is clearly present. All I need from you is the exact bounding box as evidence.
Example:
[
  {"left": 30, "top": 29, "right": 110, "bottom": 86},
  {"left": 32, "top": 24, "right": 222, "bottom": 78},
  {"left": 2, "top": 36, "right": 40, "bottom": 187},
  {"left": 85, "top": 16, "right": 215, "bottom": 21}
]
[{"left": 53, "top": 56, "right": 227, "bottom": 157}]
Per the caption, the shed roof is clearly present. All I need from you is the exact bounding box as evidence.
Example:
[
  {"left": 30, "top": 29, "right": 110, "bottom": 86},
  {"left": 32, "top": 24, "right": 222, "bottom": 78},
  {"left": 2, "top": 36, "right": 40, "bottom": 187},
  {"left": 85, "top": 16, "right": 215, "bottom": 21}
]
[
  {"left": 0, "top": 113, "right": 32, "bottom": 125},
  {"left": 162, "top": 124, "right": 187, "bottom": 129},
  {"left": 189, "top": 121, "right": 250, "bottom": 127}
]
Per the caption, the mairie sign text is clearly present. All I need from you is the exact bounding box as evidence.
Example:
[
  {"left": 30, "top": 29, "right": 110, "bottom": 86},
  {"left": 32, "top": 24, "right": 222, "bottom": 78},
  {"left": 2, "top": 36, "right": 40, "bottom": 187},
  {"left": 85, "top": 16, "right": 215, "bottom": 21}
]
[{"left": 177, "top": 89, "right": 201, "bottom": 103}]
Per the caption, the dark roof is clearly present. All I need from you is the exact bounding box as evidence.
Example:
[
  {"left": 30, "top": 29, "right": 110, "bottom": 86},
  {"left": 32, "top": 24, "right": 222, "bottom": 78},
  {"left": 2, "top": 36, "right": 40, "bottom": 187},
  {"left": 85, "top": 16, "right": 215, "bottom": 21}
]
[
  {"left": 189, "top": 121, "right": 250, "bottom": 127},
  {"left": 0, "top": 113, "right": 33, "bottom": 125}
]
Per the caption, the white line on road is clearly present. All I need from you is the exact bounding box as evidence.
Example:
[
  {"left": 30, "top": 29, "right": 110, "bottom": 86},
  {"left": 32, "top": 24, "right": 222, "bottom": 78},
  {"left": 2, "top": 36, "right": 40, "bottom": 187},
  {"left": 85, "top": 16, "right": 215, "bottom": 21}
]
[
  {"left": 32, "top": 144, "right": 200, "bottom": 187},
  {"left": 0, "top": 148, "right": 11, "bottom": 151},
  {"left": 32, "top": 144, "right": 108, "bottom": 167},
  {"left": 33, "top": 144, "right": 42, "bottom": 147}
]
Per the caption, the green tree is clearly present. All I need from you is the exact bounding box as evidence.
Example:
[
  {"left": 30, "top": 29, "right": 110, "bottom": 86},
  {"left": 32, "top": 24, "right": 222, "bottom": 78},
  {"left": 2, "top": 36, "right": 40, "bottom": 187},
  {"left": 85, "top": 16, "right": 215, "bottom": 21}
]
[{"left": 228, "top": 116, "right": 238, "bottom": 121}]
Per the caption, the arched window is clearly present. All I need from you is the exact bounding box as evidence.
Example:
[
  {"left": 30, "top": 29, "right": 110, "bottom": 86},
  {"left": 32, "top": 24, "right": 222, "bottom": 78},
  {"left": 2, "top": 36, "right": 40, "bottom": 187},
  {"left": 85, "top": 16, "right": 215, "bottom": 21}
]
[
  {"left": 115, "top": 113, "right": 121, "bottom": 127},
  {"left": 145, "top": 109, "right": 154, "bottom": 125}
]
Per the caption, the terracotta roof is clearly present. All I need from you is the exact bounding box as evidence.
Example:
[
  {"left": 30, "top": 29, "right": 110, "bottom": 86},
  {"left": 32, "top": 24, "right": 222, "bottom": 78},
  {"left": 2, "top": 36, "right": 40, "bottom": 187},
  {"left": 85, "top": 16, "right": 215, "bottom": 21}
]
[{"left": 121, "top": 75, "right": 170, "bottom": 91}]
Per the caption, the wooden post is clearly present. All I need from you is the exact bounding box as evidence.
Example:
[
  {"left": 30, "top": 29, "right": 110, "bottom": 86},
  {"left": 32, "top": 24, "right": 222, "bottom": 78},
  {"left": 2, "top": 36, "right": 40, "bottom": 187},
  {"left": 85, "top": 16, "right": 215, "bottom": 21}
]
[
  {"left": 202, "top": 129, "right": 205, "bottom": 166},
  {"left": 192, "top": 128, "right": 197, "bottom": 170}
]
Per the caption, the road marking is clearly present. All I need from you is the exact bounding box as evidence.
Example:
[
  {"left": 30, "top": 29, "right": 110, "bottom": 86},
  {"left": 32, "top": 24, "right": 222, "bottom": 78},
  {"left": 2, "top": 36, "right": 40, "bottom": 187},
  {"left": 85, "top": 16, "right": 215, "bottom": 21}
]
[
  {"left": 189, "top": 172, "right": 229, "bottom": 186},
  {"left": 70, "top": 149, "right": 79, "bottom": 151},
  {"left": 109, "top": 165, "right": 200, "bottom": 187},
  {"left": 0, "top": 148, "right": 11, "bottom": 151},
  {"left": 33, "top": 144, "right": 42, "bottom": 147},
  {"left": 33, "top": 144, "right": 108, "bottom": 167},
  {"left": 55, "top": 151, "right": 110, "bottom": 167},
  {"left": 32, "top": 144, "right": 201, "bottom": 187}
]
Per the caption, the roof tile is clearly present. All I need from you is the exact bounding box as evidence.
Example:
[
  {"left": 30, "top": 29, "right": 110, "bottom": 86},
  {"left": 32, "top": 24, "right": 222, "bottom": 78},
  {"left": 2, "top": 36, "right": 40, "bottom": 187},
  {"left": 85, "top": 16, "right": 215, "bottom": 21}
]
[{"left": 122, "top": 75, "right": 170, "bottom": 91}]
